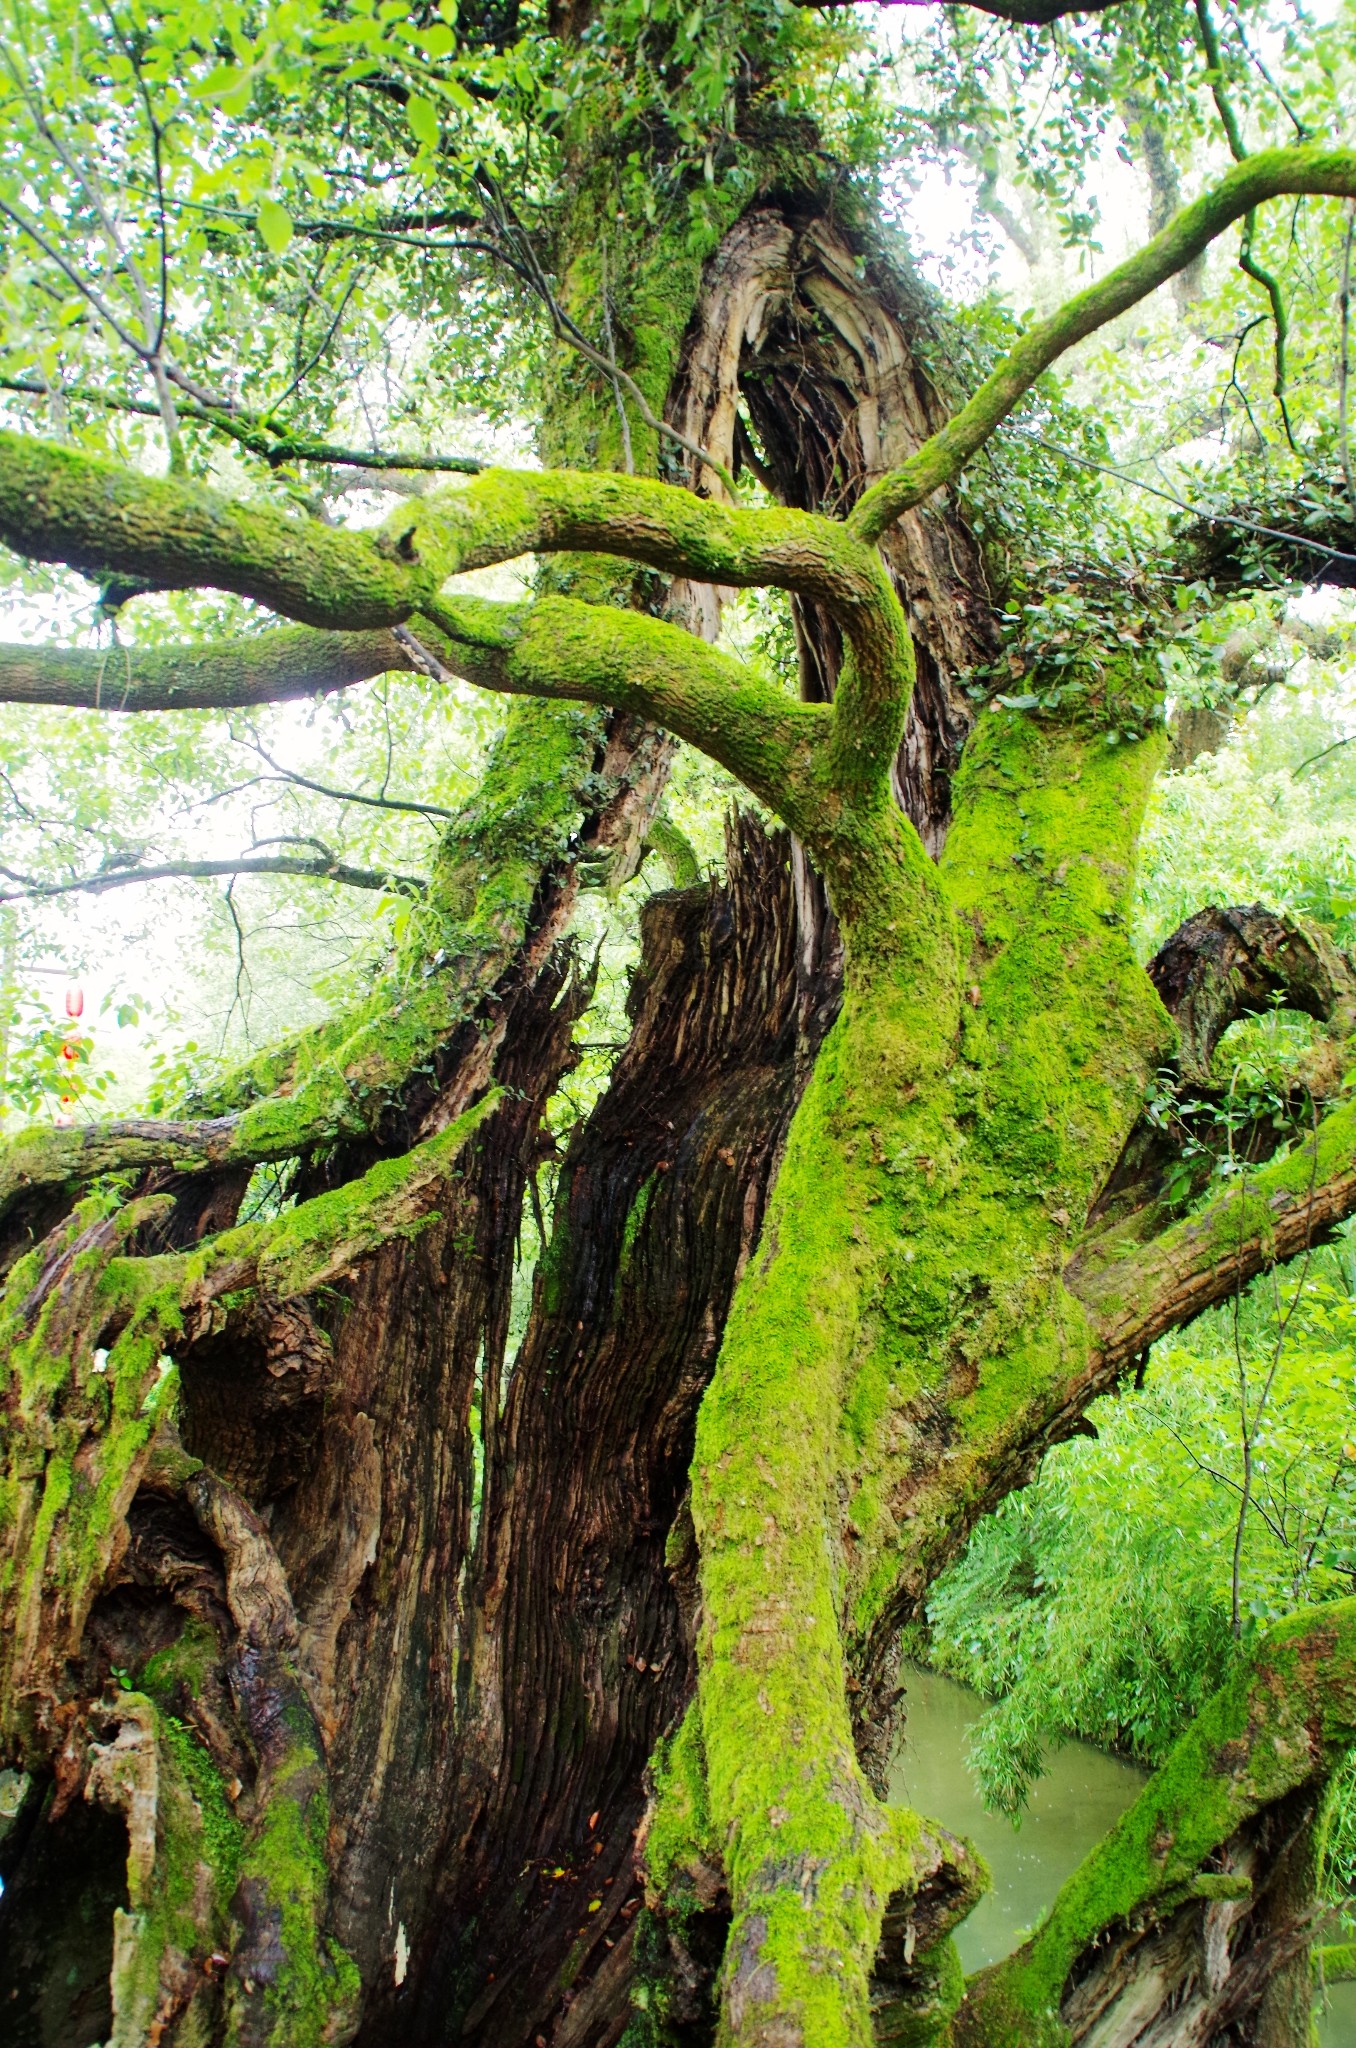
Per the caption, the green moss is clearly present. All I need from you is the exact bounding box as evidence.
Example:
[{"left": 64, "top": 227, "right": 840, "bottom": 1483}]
[
  {"left": 645, "top": 1704, "right": 717, "bottom": 1904},
  {"left": 95, "top": 1693, "right": 243, "bottom": 2048},
  {"left": 956, "top": 1599, "right": 1356, "bottom": 2045},
  {"left": 676, "top": 683, "right": 1186, "bottom": 2040},
  {"left": 690, "top": 949, "right": 963, "bottom": 2042},
  {"left": 876, "top": 1937, "right": 966, "bottom": 2046},
  {"left": 239, "top": 1087, "right": 500, "bottom": 1298},
  {"left": 234, "top": 1758, "right": 360, "bottom": 2048},
  {"left": 644, "top": 813, "right": 702, "bottom": 890},
  {"left": 1, "top": 1206, "right": 188, "bottom": 1753},
  {"left": 619, "top": 1172, "right": 657, "bottom": 1279}
]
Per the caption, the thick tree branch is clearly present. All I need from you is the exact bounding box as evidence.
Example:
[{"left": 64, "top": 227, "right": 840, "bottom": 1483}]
[
  {"left": 850, "top": 146, "right": 1356, "bottom": 543},
  {"left": 0, "top": 442, "right": 921, "bottom": 827},
  {"left": 0, "top": 431, "right": 431, "bottom": 625},
  {"left": 0, "top": 1117, "right": 239, "bottom": 1228},
  {"left": 0, "top": 437, "right": 913, "bottom": 730},
  {"left": 955, "top": 1598, "right": 1356, "bottom": 2045},
  {"left": 429, "top": 592, "right": 828, "bottom": 827},
  {"left": 1069, "top": 1089, "right": 1356, "bottom": 1371},
  {"left": 0, "top": 627, "right": 408, "bottom": 711}
]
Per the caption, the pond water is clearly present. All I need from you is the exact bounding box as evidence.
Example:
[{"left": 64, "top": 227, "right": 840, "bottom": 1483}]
[{"left": 887, "top": 1663, "right": 1356, "bottom": 2045}]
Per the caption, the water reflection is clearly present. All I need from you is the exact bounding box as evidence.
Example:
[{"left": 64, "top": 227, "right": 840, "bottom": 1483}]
[{"left": 887, "top": 1663, "right": 1355, "bottom": 2045}]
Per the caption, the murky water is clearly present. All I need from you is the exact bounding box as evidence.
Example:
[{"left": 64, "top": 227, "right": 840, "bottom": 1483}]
[{"left": 888, "top": 1663, "right": 1356, "bottom": 2045}]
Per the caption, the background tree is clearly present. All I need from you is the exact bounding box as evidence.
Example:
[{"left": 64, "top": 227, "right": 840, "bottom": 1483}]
[{"left": 3, "top": 3, "right": 1356, "bottom": 2047}]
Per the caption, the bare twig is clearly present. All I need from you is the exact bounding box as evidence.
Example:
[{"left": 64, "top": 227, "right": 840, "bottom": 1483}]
[
  {"left": 1219, "top": 0, "right": 1313, "bottom": 141},
  {"left": 0, "top": 850, "right": 426, "bottom": 902},
  {"left": 229, "top": 727, "right": 454, "bottom": 818},
  {"left": 1294, "top": 733, "right": 1356, "bottom": 779},
  {"left": 221, "top": 878, "right": 251, "bottom": 1048},
  {"left": 1011, "top": 428, "right": 1356, "bottom": 571},
  {"left": 391, "top": 623, "right": 460, "bottom": 685}
]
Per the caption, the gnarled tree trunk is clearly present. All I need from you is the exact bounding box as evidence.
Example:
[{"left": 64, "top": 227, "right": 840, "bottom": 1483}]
[{"left": 3, "top": 104, "right": 1356, "bottom": 2048}]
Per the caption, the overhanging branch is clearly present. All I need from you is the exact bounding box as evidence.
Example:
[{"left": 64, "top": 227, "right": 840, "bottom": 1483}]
[
  {"left": 1068, "top": 1090, "right": 1356, "bottom": 1371},
  {"left": 0, "top": 626, "right": 408, "bottom": 711}
]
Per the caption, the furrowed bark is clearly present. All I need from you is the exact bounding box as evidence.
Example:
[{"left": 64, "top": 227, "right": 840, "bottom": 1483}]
[
  {"left": 0, "top": 659, "right": 680, "bottom": 2041},
  {"left": 0, "top": 941, "right": 584, "bottom": 2041},
  {"left": 394, "top": 818, "right": 807, "bottom": 2048},
  {"left": 670, "top": 204, "right": 998, "bottom": 851}
]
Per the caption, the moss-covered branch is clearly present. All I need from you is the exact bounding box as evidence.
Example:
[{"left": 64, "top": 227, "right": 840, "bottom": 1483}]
[
  {"left": 0, "top": 1118, "right": 236, "bottom": 1233},
  {"left": 0, "top": 627, "right": 408, "bottom": 711},
  {"left": 0, "top": 431, "right": 894, "bottom": 642},
  {"left": 1069, "top": 1087, "right": 1356, "bottom": 1372},
  {"left": 428, "top": 593, "right": 828, "bottom": 826},
  {"left": 0, "top": 1094, "right": 497, "bottom": 1761},
  {"left": 850, "top": 147, "right": 1356, "bottom": 542},
  {"left": 0, "top": 438, "right": 914, "bottom": 777},
  {"left": 0, "top": 429, "right": 423, "bottom": 628},
  {"left": 954, "top": 1599, "right": 1356, "bottom": 2047}
]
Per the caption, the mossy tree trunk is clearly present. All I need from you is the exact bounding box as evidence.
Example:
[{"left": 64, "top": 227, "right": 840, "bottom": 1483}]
[{"left": 2, "top": 84, "right": 1356, "bottom": 2048}]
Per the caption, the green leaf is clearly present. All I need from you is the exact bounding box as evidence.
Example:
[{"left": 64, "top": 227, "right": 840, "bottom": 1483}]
[
  {"left": 256, "top": 198, "right": 294, "bottom": 255},
  {"left": 406, "top": 94, "right": 439, "bottom": 147}
]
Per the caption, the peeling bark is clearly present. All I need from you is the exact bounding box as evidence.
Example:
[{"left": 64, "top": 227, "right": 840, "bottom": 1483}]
[
  {"left": 398, "top": 818, "right": 805, "bottom": 2048},
  {"left": 669, "top": 202, "right": 998, "bottom": 853}
]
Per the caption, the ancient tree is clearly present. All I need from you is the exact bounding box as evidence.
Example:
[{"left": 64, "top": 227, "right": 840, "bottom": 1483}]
[{"left": 2, "top": 2, "right": 1356, "bottom": 2044}]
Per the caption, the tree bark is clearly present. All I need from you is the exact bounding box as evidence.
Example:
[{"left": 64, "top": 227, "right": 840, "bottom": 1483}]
[{"left": 6, "top": 124, "right": 1356, "bottom": 2048}]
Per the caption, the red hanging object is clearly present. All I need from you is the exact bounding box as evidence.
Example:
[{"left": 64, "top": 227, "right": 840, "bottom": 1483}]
[{"left": 65, "top": 984, "right": 84, "bottom": 1020}]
